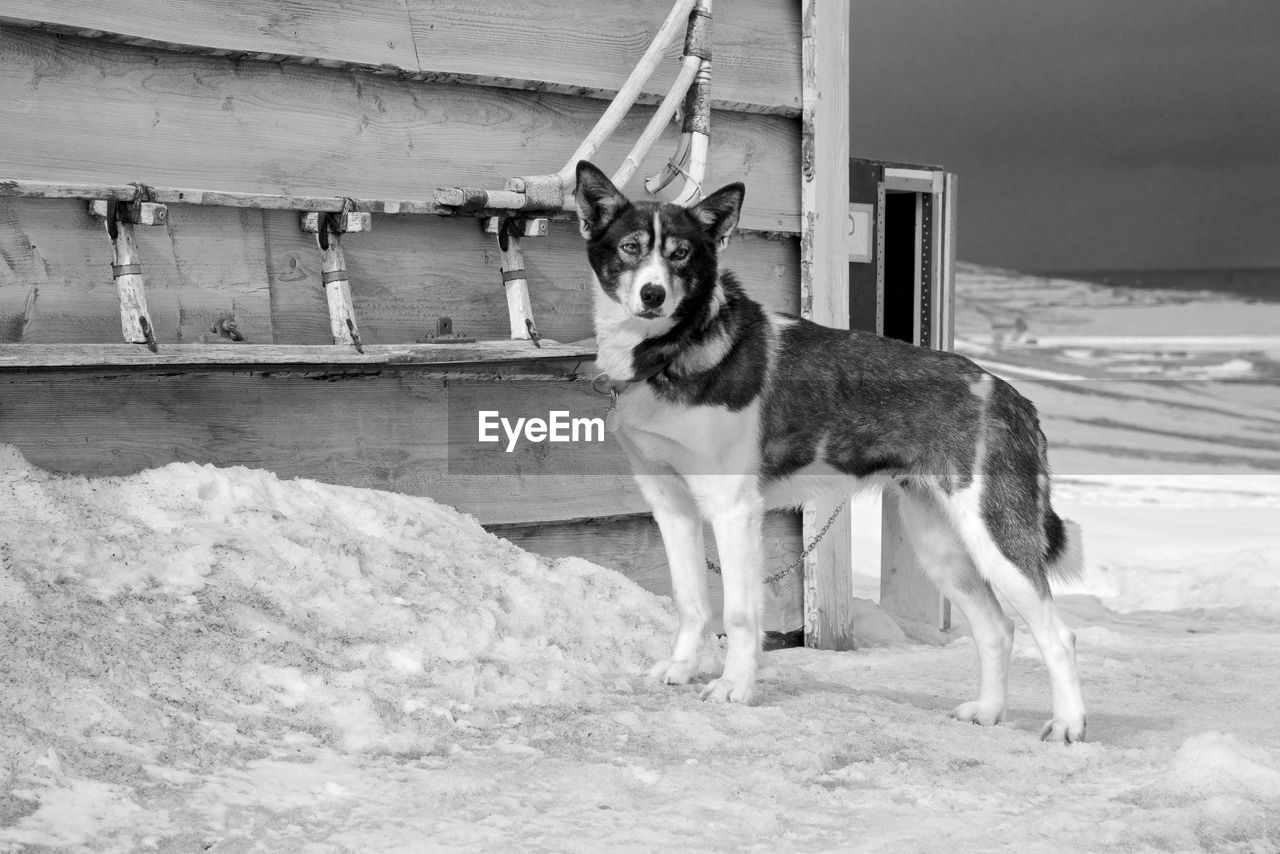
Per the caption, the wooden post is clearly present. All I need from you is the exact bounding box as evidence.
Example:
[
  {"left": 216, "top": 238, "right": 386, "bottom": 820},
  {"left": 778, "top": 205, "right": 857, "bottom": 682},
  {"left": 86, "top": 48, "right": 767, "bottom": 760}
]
[
  {"left": 91, "top": 200, "right": 165, "bottom": 349},
  {"left": 484, "top": 217, "right": 548, "bottom": 341},
  {"left": 322, "top": 236, "right": 359, "bottom": 347},
  {"left": 301, "top": 211, "right": 370, "bottom": 349},
  {"left": 800, "top": 0, "right": 855, "bottom": 651}
]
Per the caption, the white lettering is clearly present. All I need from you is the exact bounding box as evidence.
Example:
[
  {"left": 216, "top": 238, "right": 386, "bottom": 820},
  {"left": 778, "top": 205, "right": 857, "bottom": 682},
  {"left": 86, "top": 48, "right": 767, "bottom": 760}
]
[
  {"left": 573, "top": 416, "right": 605, "bottom": 443},
  {"left": 502, "top": 417, "right": 526, "bottom": 453},
  {"left": 478, "top": 411, "right": 500, "bottom": 443},
  {"left": 480, "top": 410, "right": 608, "bottom": 452},
  {"left": 548, "top": 411, "right": 570, "bottom": 442}
]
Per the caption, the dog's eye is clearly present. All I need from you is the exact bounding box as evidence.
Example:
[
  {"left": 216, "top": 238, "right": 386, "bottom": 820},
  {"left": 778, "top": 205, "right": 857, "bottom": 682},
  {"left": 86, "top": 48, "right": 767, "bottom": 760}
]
[
  {"left": 620, "top": 241, "right": 641, "bottom": 255},
  {"left": 669, "top": 245, "right": 690, "bottom": 262}
]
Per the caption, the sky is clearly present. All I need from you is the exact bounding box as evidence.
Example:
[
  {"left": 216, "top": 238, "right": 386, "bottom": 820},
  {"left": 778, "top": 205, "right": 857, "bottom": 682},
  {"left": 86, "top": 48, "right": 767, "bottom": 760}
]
[{"left": 849, "top": 0, "right": 1280, "bottom": 274}]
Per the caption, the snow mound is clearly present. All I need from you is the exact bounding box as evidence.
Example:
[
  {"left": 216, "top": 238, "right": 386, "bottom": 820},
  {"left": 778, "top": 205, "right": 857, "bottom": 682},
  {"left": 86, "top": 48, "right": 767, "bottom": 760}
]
[
  {"left": 1141, "top": 732, "right": 1280, "bottom": 803},
  {"left": 0, "top": 445, "right": 672, "bottom": 763},
  {"left": 1128, "top": 732, "right": 1280, "bottom": 850}
]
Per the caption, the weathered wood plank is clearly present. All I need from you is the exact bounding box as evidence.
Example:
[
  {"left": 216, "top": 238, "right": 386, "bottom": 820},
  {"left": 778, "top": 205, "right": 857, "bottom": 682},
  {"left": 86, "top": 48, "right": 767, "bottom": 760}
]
[
  {"left": 493, "top": 511, "right": 805, "bottom": 634},
  {"left": 1, "top": 200, "right": 796, "bottom": 348},
  {"left": 0, "top": 0, "right": 800, "bottom": 115},
  {"left": 0, "top": 340, "right": 595, "bottom": 373},
  {"left": 800, "top": 0, "right": 855, "bottom": 652},
  {"left": 0, "top": 370, "right": 647, "bottom": 523},
  {"left": 266, "top": 213, "right": 799, "bottom": 347},
  {"left": 0, "top": 178, "right": 799, "bottom": 237},
  {"left": 0, "top": 27, "right": 800, "bottom": 233},
  {"left": 0, "top": 180, "right": 447, "bottom": 215},
  {"left": 0, "top": 0, "right": 417, "bottom": 70},
  {"left": 0, "top": 199, "right": 273, "bottom": 344},
  {"left": 406, "top": 0, "right": 800, "bottom": 115}
]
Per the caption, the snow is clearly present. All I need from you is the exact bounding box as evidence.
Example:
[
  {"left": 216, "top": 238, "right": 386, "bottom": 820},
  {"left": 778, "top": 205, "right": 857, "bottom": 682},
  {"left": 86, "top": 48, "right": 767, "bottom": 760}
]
[{"left": 2, "top": 269, "right": 1280, "bottom": 851}]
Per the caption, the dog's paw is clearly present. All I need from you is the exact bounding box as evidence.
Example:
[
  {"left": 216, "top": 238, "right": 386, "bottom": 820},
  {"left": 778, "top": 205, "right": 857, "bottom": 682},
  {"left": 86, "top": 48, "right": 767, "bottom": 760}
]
[
  {"left": 649, "top": 658, "right": 696, "bottom": 685},
  {"left": 949, "top": 700, "right": 1007, "bottom": 727},
  {"left": 699, "top": 677, "right": 754, "bottom": 705},
  {"left": 1039, "top": 715, "right": 1087, "bottom": 744}
]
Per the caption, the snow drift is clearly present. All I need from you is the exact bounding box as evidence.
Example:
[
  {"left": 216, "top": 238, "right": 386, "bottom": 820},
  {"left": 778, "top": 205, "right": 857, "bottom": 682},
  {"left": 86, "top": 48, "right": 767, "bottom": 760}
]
[{"left": 0, "top": 444, "right": 672, "bottom": 762}]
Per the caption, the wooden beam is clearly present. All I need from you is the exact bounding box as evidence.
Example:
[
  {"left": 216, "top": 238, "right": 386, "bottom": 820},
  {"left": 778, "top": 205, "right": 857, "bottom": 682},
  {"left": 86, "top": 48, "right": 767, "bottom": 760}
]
[
  {"left": 0, "top": 178, "right": 799, "bottom": 237},
  {"left": 265, "top": 212, "right": 799, "bottom": 348},
  {"left": 0, "top": 341, "right": 595, "bottom": 374},
  {"left": 799, "top": 0, "right": 850, "bottom": 326},
  {"left": 799, "top": 0, "right": 855, "bottom": 651},
  {"left": 0, "top": 0, "right": 417, "bottom": 70},
  {"left": 405, "top": 0, "right": 800, "bottom": 117},
  {"left": 1, "top": 199, "right": 796, "bottom": 347},
  {"left": 0, "top": 369, "right": 650, "bottom": 524},
  {"left": 0, "top": 0, "right": 801, "bottom": 116},
  {"left": 0, "top": 28, "right": 802, "bottom": 234},
  {"left": 883, "top": 168, "right": 941, "bottom": 194},
  {"left": 2, "top": 180, "right": 449, "bottom": 215}
]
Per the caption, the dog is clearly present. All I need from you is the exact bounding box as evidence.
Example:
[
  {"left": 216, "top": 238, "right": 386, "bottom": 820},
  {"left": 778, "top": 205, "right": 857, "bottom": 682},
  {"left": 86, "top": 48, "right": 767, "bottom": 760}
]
[{"left": 573, "top": 160, "right": 1086, "bottom": 742}]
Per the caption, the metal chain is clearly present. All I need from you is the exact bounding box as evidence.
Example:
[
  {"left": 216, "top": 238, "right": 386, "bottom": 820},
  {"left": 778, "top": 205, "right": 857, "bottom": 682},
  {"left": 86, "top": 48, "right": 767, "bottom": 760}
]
[{"left": 705, "top": 501, "right": 847, "bottom": 585}]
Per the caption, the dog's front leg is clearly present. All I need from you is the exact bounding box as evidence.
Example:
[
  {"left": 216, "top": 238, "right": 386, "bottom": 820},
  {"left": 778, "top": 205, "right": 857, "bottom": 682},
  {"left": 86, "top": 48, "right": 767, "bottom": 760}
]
[
  {"left": 632, "top": 471, "right": 711, "bottom": 686},
  {"left": 691, "top": 475, "right": 764, "bottom": 704}
]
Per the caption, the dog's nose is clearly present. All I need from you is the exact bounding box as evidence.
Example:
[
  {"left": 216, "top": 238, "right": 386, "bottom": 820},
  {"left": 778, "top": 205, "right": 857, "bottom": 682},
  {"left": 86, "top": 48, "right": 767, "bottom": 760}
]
[{"left": 639, "top": 283, "right": 666, "bottom": 309}]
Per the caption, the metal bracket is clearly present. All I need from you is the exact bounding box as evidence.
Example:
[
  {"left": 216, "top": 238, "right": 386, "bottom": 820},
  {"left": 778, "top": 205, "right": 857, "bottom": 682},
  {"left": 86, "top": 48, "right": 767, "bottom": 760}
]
[{"left": 418, "top": 316, "right": 477, "bottom": 344}]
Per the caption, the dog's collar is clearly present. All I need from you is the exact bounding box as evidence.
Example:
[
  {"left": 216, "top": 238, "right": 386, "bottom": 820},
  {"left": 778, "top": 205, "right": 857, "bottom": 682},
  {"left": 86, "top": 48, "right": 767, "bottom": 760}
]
[{"left": 590, "top": 355, "right": 675, "bottom": 397}]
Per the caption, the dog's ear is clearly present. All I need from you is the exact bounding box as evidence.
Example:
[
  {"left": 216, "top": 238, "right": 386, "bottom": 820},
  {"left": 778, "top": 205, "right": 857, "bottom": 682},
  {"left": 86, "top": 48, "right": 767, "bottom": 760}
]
[
  {"left": 689, "top": 183, "right": 744, "bottom": 250},
  {"left": 574, "top": 161, "right": 628, "bottom": 240}
]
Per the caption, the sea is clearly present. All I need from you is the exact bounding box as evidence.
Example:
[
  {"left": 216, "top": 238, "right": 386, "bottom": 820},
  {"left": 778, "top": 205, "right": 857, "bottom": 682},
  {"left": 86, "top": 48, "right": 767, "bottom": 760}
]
[{"left": 1042, "top": 268, "right": 1280, "bottom": 304}]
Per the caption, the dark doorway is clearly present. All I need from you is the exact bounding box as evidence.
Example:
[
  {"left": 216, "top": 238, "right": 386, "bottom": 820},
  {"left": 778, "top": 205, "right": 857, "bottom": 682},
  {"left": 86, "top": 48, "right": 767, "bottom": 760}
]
[{"left": 882, "top": 192, "right": 918, "bottom": 344}]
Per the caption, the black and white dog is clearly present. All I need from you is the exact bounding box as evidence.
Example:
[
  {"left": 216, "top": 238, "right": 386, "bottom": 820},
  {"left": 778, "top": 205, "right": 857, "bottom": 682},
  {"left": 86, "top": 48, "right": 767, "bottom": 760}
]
[{"left": 574, "top": 161, "right": 1086, "bottom": 742}]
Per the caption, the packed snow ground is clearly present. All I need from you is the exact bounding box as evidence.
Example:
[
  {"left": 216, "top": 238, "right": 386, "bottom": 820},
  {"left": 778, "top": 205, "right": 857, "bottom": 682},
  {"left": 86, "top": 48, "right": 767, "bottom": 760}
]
[{"left": 2, "top": 271, "right": 1279, "bottom": 852}]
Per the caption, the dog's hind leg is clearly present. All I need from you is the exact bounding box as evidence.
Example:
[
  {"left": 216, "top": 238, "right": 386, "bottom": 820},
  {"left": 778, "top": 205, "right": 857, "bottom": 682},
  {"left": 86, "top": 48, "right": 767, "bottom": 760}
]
[
  {"left": 632, "top": 470, "right": 712, "bottom": 687},
  {"left": 689, "top": 474, "right": 764, "bottom": 704},
  {"left": 894, "top": 485, "right": 1014, "bottom": 726},
  {"left": 942, "top": 481, "right": 1087, "bottom": 743}
]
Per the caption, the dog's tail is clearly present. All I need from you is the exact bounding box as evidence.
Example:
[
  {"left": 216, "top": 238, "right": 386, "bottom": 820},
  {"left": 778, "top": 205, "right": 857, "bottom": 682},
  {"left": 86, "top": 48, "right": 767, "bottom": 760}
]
[{"left": 1043, "top": 508, "right": 1084, "bottom": 582}]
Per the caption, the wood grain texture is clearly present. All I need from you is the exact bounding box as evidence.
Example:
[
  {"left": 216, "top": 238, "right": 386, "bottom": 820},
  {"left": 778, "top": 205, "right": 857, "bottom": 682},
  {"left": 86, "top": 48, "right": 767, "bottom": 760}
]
[
  {"left": 267, "top": 214, "right": 800, "bottom": 347},
  {"left": 0, "top": 341, "right": 595, "bottom": 372},
  {"left": 407, "top": 0, "right": 800, "bottom": 115},
  {"left": 800, "top": 0, "right": 855, "bottom": 651},
  {"left": 0, "top": 370, "right": 648, "bottom": 523},
  {"left": 0, "top": 180, "right": 449, "bottom": 214},
  {"left": 105, "top": 214, "right": 153, "bottom": 343},
  {"left": 2, "top": 205, "right": 796, "bottom": 348},
  {"left": 0, "top": 0, "right": 418, "bottom": 69},
  {"left": 0, "top": 27, "right": 800, "bottom": 233},
  {"left": 493, "top": 511, "right": 805, "bottom": 634},
  {"left": 0, "top": 0, "right": 800, "bottom": 115},
  {"left": 799, "top": 0, "right": 850, "bottom": 327},
  {"left": 0, "top": 199, "right": 272, "bottom": 344},
  {"left": 0, "top": 179, "right": 797, "bottom": 236}
]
